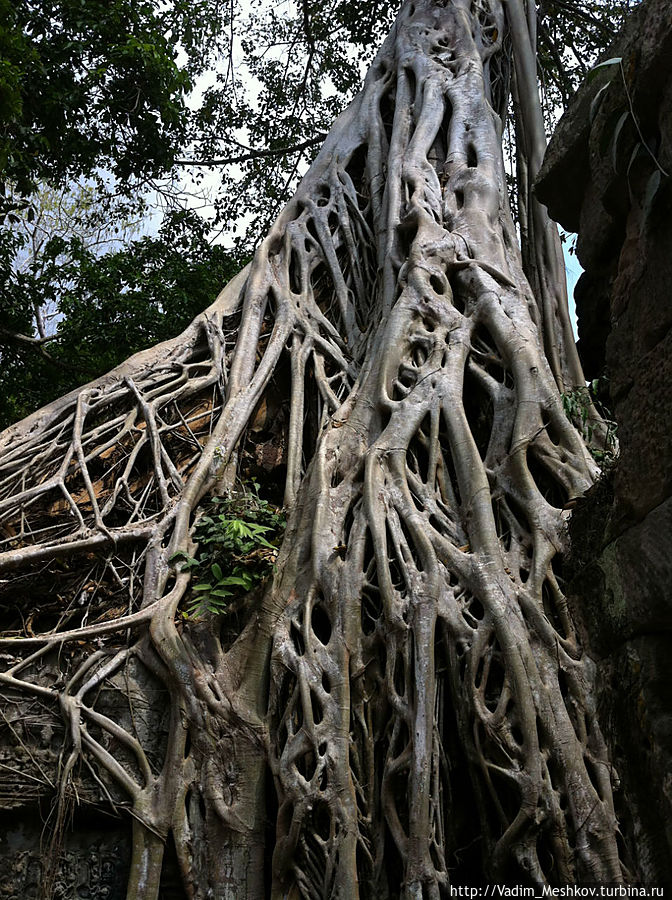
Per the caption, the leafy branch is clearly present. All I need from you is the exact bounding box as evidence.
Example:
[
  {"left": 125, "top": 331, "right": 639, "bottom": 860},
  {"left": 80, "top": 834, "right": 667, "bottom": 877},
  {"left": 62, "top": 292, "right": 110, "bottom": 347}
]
[
  {"left": 171, "top": 483, "right": 286, "bottom": 617},
  {"left": 561, "top": 378, "right": 617, "bottom": 467}
]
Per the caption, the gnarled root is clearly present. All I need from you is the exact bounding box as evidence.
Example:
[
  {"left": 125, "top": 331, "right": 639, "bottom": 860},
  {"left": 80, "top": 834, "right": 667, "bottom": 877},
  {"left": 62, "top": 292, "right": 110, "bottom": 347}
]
[{"left": 0, "top": 0, "right": 625, "bottom": 896}]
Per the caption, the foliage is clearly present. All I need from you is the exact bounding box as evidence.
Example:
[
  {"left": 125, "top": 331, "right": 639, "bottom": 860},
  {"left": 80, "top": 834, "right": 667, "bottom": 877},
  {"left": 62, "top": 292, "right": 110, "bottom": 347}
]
[
  {"left": 179, "top": 0, "right": 642, "bottom": 250},
  {"left": 0, "top": 0, "right": 235, "bottom": 428},
  {"left": 0, "top": 0, "right": 229, "bottom": 204},
  {"left": 172, "top": 483, "right": 286, "bottom": 617},
  {"left": 588, "top": 55, "right": 669, "bottom": 229},
  {"left": 0, "top": 0, "right": 641, "bottom": 430},
  {"left": 0, "top": 207, "right": 246, "bottom": 428},
  {"left": 562, "top": 377, "right": 618, "bottom": 465}
]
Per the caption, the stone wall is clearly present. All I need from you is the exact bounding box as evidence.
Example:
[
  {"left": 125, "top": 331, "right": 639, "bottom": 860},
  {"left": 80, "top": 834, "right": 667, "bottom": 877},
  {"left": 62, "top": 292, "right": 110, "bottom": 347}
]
[{"left": 537, "top": 0, "right": 672, "bottom": 885}]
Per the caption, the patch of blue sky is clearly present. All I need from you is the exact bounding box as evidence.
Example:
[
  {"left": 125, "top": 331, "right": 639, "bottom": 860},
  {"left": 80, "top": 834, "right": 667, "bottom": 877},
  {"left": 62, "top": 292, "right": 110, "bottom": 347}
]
[{"left": 561, "top": 232, "right": 582, "bottom": 340}]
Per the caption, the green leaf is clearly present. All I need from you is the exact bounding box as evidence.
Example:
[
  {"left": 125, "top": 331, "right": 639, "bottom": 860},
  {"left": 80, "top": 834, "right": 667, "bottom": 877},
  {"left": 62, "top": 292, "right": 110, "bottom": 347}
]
[
  {"left": 218, "top": 575, "right": 251, "bottom": 588},
  {"left": 249, "top": 522, "right": 272, "bottom": 533},
  {"left": 589, "top": 84, "right": 609, "bottom": 124},
  {"left": 610, "top": 111, "right": 630, "bottom": 173},
  {"left": 192, "top": 583, "right": 213, "bottom": 591},
  {"left": 211, "top": 562, "right": 223, "bottom": 581},
  {"left": 641, "top": 170, "right": 662, "bottom": 223},
  {"left": 627, "top": 142, "right": 646, "bottom": 178},
  {"left": 169, "top": 550, "right": 188, "bottom": 560},
  {"left": 586, "top": 57, "right": 622, "bottom": 83}
]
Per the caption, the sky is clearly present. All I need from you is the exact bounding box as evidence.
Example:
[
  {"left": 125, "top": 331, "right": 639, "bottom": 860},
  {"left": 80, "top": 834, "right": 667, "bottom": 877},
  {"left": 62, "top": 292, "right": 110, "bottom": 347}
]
[
  {"left": 174, "top": 13, "right": 585, "bottom": 340},
  {"left": 562, "top": 236, "right": 582, "bottom": 338}
]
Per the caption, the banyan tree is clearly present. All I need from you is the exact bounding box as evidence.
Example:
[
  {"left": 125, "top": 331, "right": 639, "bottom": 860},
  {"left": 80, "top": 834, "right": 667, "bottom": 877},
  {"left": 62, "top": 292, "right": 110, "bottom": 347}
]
[{"left": 0, "top": 0, "right": 628, "bottom": 895}]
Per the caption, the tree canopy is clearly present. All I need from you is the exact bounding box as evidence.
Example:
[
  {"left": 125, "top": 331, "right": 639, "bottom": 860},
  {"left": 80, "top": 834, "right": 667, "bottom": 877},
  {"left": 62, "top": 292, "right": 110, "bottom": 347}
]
[
  {"left": 0, "top": 0, "right": 231, "bottom": 201},
  {"left": 0, "top": 0, "right": 639, "bottom": 433},
  {"left": 1, "top": 0, "right": 638, "bottom": 221},
  {"left": 0, "top": 204, "right": 245, "bottom": 425}
]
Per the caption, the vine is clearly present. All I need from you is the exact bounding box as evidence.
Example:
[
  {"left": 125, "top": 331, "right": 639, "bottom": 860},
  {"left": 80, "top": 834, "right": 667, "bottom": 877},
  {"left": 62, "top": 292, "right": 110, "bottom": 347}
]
[{"left": 562, "top": 378, "right": 618, "bottom": 467}]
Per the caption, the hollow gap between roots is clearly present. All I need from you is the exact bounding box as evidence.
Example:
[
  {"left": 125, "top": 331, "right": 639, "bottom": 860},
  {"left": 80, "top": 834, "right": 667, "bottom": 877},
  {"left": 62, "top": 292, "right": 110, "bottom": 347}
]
[
  {"left": 505, "top": 493, "right": 531, "bottom": 543},
  {"left": 382, "top": 823, "right": 405, "bottom": 893},
  {"left": 491, "top": 498, "right": 511, "bottom": 551},
  {"left": 386, "top": 521, "right": 408, "bottom": 599},
  {"left": 463, "top": 363, "right": 494, "bottom": 460},
  {"left": 296, "top": 747, "right": 318, "bottom": 782},
  {"left": 313, "top": 257, "right": 346, "bottom": 338},
  {"left": 361, "top": 529, "right": 382, "bottom": 635},
  {"left": 393, "top": 651, "right": 406, "bottom": 697},
  {"left": 356, "top": 841, "right": 373, "bottom": 895},
  {"left": 310, "top": 690, "right": 324, "bottom": 725},
  {"left": 462, "top": 594, "right": 485, "bottom": 627},
  {"left": 345, "top": 144, "right": 369, "bottom": 212},
  {"left": 432, "top": 95, "right": 453, "bottom": 175},
  {"left": 379, "top": 82, "right": 396, "bottom": 144},
  {"left": 240, "top": 354, "right": 290, "bottom": 503},
  {"left": 541, "top": 409, "right": 562, "bottom": 446},
  {"left": 331, "top": 466, "right": 344, "bottom": 489},
  {"left": 158, "top": 831, "right": 183, "bottom": 898},
  {"left": 275, "top": 673, "right": 298, "bottom": 754},
  {"left": 390, "top": 767, "right": 410, "bottom": 836},
  {"left": 438, "top": 419, "right": 462, "bottom": 507},
  {"left": 343, "top": 499, "right": 356, "bottom": 547},
  {"left": 526, "top": 448, "right": 569, "bottom": 510},
  {"left": 405, "top": 65, "right": 417, "bottom": 109},
  {"left": 311, "top": 799, "right": 332, "bottom": 842},
  {"left": 542, "top": 579, "right": 567, "bottom": 639},
  {"left": 311, "top": 601, "right": 332, "bottom": 645},
  {"left": 291, "top": 695, "right": 304, "bottom": 733},
  {"left": 407, "top": 414, "right": 432, "bottom": 483},
  {"left": 302, "top": 365, "right": 321, "bottom": 474},
  {"left": 440, "top": 627, "right": 486, "bottom": 882},
  {"left": 289, "top": 248, "right": 302, "bottom": 294},
  {"left": 398, "top": 219, "right": 419, "bottom": 267},
  {"left": 483, "top": 734, "right": 523, "bottom": 821},
  {"left": 430, "top": 273, "right": 447, "bottom": 296},
  {"left": 483, "top": 653, "right": 505, "bottom": 713},
  {"left": 290, "top": 621, "right": 305, "bottom": 656},
  {"left": 317, "top": 184, "right": 331, "bottom": 208},
  {"left": 361, "top": 585, "right": 382, "bottom": 636}
]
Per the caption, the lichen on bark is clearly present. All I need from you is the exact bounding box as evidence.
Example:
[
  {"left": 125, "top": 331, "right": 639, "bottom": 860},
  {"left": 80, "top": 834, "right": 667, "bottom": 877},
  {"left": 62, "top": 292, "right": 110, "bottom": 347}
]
[{"left": 0, "top": 0, "right": 626, "bottom": 896}]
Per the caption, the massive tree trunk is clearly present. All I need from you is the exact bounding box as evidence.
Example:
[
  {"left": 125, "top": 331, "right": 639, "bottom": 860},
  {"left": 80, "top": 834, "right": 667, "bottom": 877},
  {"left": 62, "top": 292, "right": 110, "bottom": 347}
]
[{"left": 0, "top": 0, "right": 626, "bottom": 895}]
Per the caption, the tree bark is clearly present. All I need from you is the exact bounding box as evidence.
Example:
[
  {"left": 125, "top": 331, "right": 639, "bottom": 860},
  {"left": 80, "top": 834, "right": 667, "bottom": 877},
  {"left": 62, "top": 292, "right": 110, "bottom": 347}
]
[{"left": 0, "top": 0, "right": 626, "bottom": 895}]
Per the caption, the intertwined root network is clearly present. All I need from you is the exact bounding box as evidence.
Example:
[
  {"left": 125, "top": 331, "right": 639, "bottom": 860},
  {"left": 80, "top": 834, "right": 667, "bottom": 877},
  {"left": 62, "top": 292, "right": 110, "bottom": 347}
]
[{"left": 0, "top": 0, "right": 625, "bottom": 896}]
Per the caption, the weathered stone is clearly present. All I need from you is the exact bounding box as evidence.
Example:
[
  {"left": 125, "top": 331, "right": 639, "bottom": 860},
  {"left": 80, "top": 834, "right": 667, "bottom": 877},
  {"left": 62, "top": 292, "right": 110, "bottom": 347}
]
[
  {"left": 538, "top": 0, "right": 672, "bottom": 884},
  {"left": 595, "top": 636, "right": 672, "bottom": 885},
  {"left": 0, "top": 818, "right": 131, "bottom": 900},
  {"left": 610, "top": 330, "right": 672, "bottom": 534},
  {"left": 576, "top": 496, "right": 672, "bottom": 644},
  {"left": 573, "top": 268, "right": 612, "bottom": 379}
]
